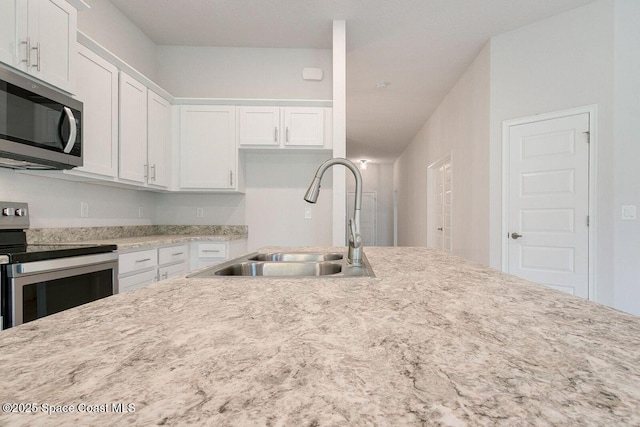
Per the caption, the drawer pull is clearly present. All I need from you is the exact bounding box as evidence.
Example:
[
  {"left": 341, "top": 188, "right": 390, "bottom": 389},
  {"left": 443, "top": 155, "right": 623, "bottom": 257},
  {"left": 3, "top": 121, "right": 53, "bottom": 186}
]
[
  {"left": 171, "top": 252, "right": 184, "bottom": 256},
  {"left": 135, "top": 258, "right": 152, "bottom": 263},
  {"left": 202, "top": 250, "right": 220, "bottom": 253}
]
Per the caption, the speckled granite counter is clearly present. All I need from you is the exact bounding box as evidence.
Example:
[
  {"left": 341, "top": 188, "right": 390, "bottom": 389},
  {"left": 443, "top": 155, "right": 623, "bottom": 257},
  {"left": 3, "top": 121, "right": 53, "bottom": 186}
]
[
  {"left": 25, "top": 225, "right": 247, "bottom": 250},
  {"left": 1, "top": 247, "right": 639, "bottom": 426}
]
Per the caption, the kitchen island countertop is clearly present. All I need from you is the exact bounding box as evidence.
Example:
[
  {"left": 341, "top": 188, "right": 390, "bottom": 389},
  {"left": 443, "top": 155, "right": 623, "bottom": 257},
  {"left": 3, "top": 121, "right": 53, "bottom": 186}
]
[{"left": 0, "top": 246, "right": 639, "bottom": 426}]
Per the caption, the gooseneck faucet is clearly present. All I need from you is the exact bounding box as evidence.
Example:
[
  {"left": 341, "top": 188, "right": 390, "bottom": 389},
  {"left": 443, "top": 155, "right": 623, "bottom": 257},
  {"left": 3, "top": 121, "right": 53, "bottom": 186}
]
[{"left": 304, "top": 158, "right": 363, "bottom": 266}]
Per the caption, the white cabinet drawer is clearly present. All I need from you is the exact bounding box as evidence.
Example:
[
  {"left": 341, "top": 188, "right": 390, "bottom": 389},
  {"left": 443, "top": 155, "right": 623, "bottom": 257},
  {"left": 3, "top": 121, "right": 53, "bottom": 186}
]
[
  {"left": 119, "top": 249, "right": 158, "bottom": 275},
  {"left": 158, "top": 262, "right": 188, "bottom": 281},
  {"left": 119, "top": 269, "right": 157, "bottom": 293},
  {"left": 158, "top": 244, "right": 188, "bottom": 265},
  {"left": 197, "top": 243, "right": 227, "bottom": 259}
]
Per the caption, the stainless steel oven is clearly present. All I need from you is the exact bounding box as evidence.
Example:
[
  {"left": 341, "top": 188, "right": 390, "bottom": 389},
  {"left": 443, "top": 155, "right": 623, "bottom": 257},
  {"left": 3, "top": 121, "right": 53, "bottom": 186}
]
[
  {"left": 5, "top": 253, "right": 118, "bottom": 328},
  {"left": 0, "top": 67, "right": 82, "bottom": 169},
  {"left": 0, "top": 201, "right": 117, "bottom": 330}
]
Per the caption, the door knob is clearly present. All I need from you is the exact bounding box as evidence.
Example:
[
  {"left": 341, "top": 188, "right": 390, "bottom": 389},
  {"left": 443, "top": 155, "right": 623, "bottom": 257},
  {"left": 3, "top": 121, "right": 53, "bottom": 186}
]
[
  {"left": 437, "top": 227, "right": 443, "bottom": 231},
  {"left": 511, "top": 232, "right": 523, "bottom": 239}
]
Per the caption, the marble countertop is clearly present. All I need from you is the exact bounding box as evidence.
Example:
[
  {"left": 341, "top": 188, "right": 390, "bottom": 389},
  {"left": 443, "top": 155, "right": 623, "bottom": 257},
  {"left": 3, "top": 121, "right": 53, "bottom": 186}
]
[
  {"left": 1, "top": 247, "right": 639, "bottom": 426},
  {"left": 25, "top": 225, "right": 248, "bottom": 250},
  {"left": 81, "top": 234, "right": 247, "bottom": 251}
]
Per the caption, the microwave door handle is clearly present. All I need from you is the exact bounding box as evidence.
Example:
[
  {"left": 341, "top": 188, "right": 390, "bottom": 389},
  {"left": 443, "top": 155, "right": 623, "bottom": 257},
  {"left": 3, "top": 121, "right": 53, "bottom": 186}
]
[{"left": 62, "top": 107, "right": 77, "bottom": 153}]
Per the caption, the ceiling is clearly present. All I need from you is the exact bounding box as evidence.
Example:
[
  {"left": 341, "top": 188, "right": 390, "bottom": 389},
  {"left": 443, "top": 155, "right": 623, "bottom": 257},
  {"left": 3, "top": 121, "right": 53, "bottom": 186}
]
[{"left": 110, "top": 0, "right": 596, "bottom": 164}]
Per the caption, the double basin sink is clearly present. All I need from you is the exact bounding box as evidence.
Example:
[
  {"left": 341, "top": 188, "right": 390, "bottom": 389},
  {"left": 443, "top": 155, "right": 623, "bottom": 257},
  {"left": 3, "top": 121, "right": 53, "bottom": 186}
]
[{"left": 187, "top": 251, "right": 375, "bottom": 278}]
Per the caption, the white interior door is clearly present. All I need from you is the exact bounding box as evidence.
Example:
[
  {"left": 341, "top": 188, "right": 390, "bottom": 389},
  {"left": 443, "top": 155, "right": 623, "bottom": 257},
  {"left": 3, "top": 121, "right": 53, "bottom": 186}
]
[
  {"left": 347, "top": 192, "right": 376, "bottom": 246},
  {"left": 507, "top": 113, "right": 590, "bottom": 298},
  {"left": 429, "top": 156, "right": 452, "bottom": 252}
]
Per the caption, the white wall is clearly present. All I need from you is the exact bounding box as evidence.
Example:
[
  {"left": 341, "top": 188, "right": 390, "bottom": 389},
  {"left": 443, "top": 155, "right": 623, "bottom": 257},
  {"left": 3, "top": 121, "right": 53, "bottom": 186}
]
[
  {"left": 77, "top": 0, "right": 158, "bottom": 80},
  {"left": 153, "top": 193, "right": 245, "bottom": 226},
  {"left": 0, "top": 169, "right": 155, "bottom": 228},
  {"left": 153, "top": 152, "right": 333, "bottom": 251},
  {"left": 156, "top": 46, "right": 332, "bottom": 99},
  {"left": 394, "top": 43, "right": 491, "bottom": 264},
  {"left": 244, "top": 153, "right": 333, "bottom": 251},
  {"left": 612, "top": 0, "right": 640, "bottom": 314},
  {"left": 346, "top": 163, "right": 394, "bottom": 246},
  {"left": 489, "top": 0, "right": 616, "bottom": 306}
]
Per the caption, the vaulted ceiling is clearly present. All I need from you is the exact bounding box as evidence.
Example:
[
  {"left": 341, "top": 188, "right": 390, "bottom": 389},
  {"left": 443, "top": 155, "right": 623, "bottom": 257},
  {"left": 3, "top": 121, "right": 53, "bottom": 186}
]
[{"left": 110, "top": 0, "right": 597, "bottom": 164}]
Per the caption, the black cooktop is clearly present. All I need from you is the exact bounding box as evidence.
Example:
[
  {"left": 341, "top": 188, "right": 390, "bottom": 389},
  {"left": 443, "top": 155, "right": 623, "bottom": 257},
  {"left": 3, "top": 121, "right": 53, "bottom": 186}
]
[{"left": 0, "top": 243, "right": 117, "bottom": 263}]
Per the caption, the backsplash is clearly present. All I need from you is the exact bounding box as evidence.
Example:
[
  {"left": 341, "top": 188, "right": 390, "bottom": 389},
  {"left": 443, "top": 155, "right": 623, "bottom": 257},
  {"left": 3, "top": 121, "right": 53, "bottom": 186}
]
[{"left": 27, "top": 225, "right": 248, "bottom": 244}]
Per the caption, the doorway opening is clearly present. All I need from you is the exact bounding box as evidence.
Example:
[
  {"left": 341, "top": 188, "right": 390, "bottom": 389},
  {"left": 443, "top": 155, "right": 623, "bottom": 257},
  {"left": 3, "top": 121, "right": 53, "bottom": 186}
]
[{"left": 427, "top": 154, "right": 452, "bottom": 252}]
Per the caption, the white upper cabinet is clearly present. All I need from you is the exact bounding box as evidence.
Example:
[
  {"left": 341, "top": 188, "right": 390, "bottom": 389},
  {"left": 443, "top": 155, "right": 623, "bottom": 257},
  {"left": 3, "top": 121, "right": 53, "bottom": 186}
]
[
  {"left": 119, "top": 73, "right": 171, "bottom": 189},
  {"left": 147, "top": 90, "right": 170, "bottom": 188},
  {"left": 179, "top": 105, "right": 238, "bottom": 191},
  {"left": 0, "top": 1, "right": 19, "bottom": 67},
  {"left": 0, "top": 0, "right": 76, "bottom": 93},
  {"left": 119, "top": 71, "right": 148, "bottom": 184},
  {"left": 238, "top": 107, "right": 280, "bottom": 146},
  {"left": 283, "top": 107, "right": 324, "bottom": 147},
  {"left": 238, "top": 106, "right": 329, "bottom": 149},
  {"left": 73, "top": 45, "right": 118, "bottom": 178}
]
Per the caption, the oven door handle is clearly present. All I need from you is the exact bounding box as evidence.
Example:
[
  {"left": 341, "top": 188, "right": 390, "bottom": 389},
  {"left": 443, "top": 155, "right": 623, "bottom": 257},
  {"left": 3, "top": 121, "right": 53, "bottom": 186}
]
[{"left": 8, "top": 253, "right": 118, "bottom": 276}]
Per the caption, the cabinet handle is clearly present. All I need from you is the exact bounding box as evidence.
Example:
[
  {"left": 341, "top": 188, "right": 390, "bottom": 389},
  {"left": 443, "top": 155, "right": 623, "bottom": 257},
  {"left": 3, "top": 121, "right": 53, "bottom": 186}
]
[
  {"left": 135, "top": 258, "right": 152, "bottom": 263},
  {"left": 274, "top": 127, "right": 278, "bottom": 142},
  {"left": 21, "top": 38, "right": 31, "bottom": 68},
  {"left": 286, "top": 127, "right": 289, "bottom": 142},
  {"left": 229, "top": 170, "right": 233, "bottom": 186},
  {"left": 144, "top": 164, "right": 149, "bottom": 179},
  {"left": 32, "top": 42, "right": 41, "bottom": 71},
  {"left": 151, "top": 164, "right": 156, "bottom": 181},
  {"left": 202, "top": 250, "right": 220, "bottom": 253},
  {"left": 171, "top": 252, "right": 184, "bottom": 256}
]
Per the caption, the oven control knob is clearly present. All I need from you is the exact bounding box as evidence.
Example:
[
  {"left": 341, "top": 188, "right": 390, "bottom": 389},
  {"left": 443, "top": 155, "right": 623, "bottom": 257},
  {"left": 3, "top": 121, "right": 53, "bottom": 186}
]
[
  {"left": 15, "top": 208, "right": 27, "bottom": 217},
  {"left": 2, "top": 207, "right": 15, "bottom": 216}
]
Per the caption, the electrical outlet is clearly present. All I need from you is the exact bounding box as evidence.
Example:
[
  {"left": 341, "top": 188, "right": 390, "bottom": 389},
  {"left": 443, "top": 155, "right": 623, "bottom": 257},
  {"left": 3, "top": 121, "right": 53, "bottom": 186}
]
[
  {"left": 196, "top": 207, "right": 204, "bottom": 218},
  {"left": 622, "top": 205, "right": 637, "bottom": 221},
  {"left": 80, "top": 202, "right": 89, "bottom": 218},
  {"left": 138, "top": 206, "right": 144, "bottom": 218},
  {"left": 304, "top": 206, "right": 312, "bottom": 220}
]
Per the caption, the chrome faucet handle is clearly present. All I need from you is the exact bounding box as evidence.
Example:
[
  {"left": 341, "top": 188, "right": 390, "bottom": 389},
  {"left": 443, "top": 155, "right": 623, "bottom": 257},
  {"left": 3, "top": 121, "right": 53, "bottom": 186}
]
[{"left": 348, "top": 219, "right": 362, "bottom": 248}]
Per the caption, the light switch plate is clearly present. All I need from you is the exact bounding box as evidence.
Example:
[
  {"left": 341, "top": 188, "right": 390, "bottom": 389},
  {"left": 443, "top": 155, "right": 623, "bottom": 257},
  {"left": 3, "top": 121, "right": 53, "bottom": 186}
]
[
  {"left": 196, "top": 207, "right": 204, "bottom": 218},
  {"left": 304, "top": 206, "right": 312, "bottom": 220},
  {"left": 621, "top": 204, "right": 637, "bottom": 221}
]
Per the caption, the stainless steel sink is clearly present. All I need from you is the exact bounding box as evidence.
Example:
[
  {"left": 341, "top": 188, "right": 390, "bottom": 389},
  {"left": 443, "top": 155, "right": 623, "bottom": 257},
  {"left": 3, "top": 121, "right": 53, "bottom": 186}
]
[
  {"left": 247, "top": 252, "right": 343, "bottom": 262},
  {"left": 208, "top": 261, "right": 343, "bottom": 277},
  {"left": 187, "top": 251, "right": 375, "bottom": 278}
]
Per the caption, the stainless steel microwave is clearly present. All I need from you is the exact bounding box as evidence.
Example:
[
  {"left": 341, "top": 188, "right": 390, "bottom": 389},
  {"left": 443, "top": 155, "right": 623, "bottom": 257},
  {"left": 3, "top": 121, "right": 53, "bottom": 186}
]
[{"left": 0, "top": 67, "right": 82, "bottom": 170}]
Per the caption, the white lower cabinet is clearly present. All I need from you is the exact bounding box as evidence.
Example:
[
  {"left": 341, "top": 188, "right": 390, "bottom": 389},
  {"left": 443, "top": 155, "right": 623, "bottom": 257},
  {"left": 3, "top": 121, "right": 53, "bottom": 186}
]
[
  {"left": 158, "top": 262, "right": 187, "bottom": 281},
  {"left": 119, "top": 269, "right": 157, "bottom": 293},
  {"left": 118, "top": 243, "right": 189, "bottom": 293},
  {"left": 190, "top": 239, "right": 247, "bottom": 271},
  {"left": 157, "top": 243, "right": 188, "bottom": 281},
  {"left": 118, "top": 248, "right": 158, "bottom": 293}
]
